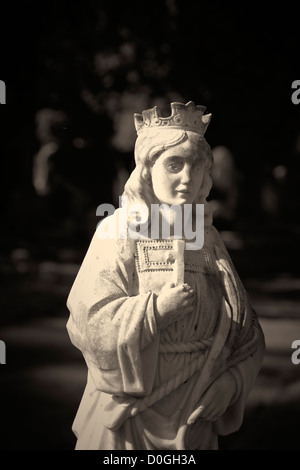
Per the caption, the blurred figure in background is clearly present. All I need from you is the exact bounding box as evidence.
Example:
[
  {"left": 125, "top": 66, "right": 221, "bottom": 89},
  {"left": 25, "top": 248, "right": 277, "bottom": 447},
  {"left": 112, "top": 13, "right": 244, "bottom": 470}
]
[
  {"left": 33, "top": 108, "right": 69, "bottom": 197},
  {"left": 32, "top": 108, "right": 95, "bottom": 245},
  {"left": 209, "top": 146, "right": 239, "bottom": 227},
  {"left": 209, "top": 145, "right": 243, "bottom": 250}
]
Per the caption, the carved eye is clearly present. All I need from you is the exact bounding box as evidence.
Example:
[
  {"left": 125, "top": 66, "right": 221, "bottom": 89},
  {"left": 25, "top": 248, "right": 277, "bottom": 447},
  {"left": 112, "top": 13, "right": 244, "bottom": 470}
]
[
  {"left": 165, "top": 156, "right": 185, "bottom": 173},
  {"left": 167, "top": 162, "right": 183, "bottom": 173}
]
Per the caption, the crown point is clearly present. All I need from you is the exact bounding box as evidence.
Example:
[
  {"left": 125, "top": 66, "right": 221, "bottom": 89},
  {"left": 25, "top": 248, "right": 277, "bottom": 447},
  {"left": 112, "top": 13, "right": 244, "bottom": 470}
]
[
  {"left": 134, "top": 101, "right": 211, "bottom": 136},
  {"left": 202, "top": 113, "right": 212, "bottom": 124}
]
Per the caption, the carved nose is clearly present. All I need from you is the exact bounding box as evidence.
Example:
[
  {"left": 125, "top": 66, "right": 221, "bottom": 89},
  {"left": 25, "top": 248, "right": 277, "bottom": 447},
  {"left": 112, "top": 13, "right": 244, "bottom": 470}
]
[{"left": 181, "top": 167, "right": 192, "bottom": 183}]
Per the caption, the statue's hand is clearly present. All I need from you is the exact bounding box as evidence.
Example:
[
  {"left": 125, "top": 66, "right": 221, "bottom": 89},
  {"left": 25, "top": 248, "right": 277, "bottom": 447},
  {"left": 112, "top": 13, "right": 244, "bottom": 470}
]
[
  {"left": 187, "top": 372, "right": 236, "bottom": 424},
  {"left": 155, "top": 283, "right": 194, "bottom": 328}
]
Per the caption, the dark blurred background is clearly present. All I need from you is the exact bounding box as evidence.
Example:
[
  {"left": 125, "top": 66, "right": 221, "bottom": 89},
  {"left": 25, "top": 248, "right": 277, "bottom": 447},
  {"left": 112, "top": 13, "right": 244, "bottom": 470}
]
[{"left": 0, "top": 0, "right": 300, "bottom": 450}]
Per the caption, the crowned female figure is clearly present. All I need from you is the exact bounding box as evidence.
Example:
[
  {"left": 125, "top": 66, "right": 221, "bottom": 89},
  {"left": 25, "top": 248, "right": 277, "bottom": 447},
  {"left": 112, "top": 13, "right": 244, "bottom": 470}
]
[{"left": 66, "top": 101, "right": 265, "bottom": 450}]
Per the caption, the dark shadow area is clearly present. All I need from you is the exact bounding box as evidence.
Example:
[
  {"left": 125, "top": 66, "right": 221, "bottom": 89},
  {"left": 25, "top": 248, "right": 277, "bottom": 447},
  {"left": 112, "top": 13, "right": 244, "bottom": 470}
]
[{"left": 220, "top": 401, "right": 300, "bottom": 450}]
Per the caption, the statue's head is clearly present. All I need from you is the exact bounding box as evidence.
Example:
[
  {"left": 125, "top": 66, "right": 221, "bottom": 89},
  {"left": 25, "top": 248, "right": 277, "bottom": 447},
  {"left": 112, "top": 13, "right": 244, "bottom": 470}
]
[{"left": 123, "top": 101, "right": 214, "bottom": 226}]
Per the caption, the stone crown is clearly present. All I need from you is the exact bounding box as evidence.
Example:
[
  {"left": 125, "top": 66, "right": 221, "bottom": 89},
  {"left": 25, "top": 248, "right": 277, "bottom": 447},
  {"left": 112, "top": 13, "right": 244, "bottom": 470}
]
[{"left": 134, "top": 101, "right": 212, "bottom": 136}]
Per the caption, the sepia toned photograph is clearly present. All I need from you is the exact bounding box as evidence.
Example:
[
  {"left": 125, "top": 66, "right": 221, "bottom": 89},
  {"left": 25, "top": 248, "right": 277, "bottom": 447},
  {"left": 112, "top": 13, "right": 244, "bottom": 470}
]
[{"left": 0, "top": 0, "right": 299, "bottom": 453}]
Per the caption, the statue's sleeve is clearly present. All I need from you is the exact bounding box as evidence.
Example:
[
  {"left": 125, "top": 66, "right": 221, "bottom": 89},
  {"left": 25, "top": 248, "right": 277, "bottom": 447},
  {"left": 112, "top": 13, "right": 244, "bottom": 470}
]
[
  {"left": 209, "top": 224, "right": 265, "bottom": 435},
  {"left": 213, "top": 340, "right": 265, "bottom": 436},
  {"left": 66, "top": 228, "right": 159, "bottom": 398}
]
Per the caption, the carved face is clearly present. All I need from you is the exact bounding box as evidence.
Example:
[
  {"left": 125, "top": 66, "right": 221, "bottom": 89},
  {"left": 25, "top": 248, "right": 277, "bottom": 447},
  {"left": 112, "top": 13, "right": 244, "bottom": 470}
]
[{"left": 150, "top": 138, "right": 205, "bottom": 206}]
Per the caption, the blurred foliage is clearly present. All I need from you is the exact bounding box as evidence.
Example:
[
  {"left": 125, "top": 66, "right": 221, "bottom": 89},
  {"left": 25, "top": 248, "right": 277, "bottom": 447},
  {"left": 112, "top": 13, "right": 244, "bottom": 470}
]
[{"left": 1, "top": 0, "right": 300, "bottom": 254}]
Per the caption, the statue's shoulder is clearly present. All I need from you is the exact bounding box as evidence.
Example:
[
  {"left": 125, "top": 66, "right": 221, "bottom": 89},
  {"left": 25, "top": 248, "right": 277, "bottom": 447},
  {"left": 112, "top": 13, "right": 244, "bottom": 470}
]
[
  {"left": 204, "top": 224, "right": 223, "bottom": 248},
  {"left": 203, "top": 225, "right": 233, "bottom": 264},
  {"left": 92, "top": 209, "right": 137, "bottom": 263}
]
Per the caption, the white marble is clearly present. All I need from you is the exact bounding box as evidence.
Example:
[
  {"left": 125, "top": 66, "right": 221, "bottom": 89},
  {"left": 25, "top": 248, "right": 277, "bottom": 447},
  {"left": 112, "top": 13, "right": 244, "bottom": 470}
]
[{"left": 66, "top": 101, "right": 265, "bottom": 450}]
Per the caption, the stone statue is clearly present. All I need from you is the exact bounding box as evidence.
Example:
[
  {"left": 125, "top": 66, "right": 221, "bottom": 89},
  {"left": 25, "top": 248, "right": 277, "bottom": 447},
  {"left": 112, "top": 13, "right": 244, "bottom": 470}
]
[{"left": 66, "top": 101, "right": 265, "bottom": 450}]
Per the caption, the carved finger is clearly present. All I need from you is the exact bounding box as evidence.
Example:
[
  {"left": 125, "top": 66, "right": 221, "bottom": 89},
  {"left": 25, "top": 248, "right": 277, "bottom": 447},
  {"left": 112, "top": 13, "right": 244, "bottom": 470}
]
[{"left": 187, "top": 405, "right": 205, "bottom": 425}]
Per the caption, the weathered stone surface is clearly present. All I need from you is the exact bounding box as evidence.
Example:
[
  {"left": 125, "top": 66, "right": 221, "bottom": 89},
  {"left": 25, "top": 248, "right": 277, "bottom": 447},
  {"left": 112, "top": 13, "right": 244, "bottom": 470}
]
[{"left": 66, "top": 102, "right": 265, "bottom": 450}]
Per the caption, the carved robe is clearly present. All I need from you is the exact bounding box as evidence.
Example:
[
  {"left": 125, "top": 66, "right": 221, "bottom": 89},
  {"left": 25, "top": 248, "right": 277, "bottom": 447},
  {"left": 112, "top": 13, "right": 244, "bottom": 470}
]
[{"left": 66, "top": 213, "right": 265, "bottom": 450}]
